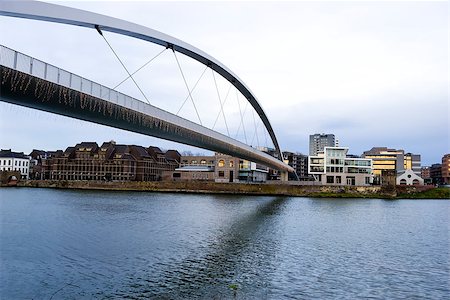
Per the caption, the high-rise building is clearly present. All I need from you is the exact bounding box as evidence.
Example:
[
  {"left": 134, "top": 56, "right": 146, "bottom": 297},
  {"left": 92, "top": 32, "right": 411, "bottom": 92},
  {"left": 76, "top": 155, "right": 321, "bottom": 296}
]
[
  {"left": 309, "top": 133, "right": 336, "bottom": 156},
  {"left": 442, "top": 154, "right": 450, "bottom": 184}
]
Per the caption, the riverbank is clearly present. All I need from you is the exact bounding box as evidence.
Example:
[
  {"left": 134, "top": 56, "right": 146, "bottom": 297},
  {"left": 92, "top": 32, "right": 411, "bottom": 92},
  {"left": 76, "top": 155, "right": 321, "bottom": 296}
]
[{"left": 4, "top": 180, "right": 446, "bottom": 199}]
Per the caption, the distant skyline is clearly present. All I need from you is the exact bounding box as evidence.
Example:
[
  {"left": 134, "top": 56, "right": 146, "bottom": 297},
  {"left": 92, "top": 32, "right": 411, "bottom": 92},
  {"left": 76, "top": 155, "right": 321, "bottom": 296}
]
[{"left": 0, "top": 0, "right": 448, "bottom": 165}]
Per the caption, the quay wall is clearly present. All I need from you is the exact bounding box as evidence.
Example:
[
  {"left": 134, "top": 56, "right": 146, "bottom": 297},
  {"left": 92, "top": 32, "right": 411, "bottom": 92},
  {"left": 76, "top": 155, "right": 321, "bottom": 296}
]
[{"left": 10, "top": 180, "right": 401, "bottom": 198}]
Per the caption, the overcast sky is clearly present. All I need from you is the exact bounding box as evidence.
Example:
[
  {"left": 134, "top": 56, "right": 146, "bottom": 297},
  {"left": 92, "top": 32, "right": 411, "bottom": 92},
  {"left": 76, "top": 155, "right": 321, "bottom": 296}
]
[{"left": 0, "top": 0, "right": 448, "bottom": 165}]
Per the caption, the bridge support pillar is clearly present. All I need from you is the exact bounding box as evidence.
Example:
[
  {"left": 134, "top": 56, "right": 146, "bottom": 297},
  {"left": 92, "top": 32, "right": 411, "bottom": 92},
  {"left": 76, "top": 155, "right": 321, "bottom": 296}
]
[{"left": 280, "top": 171, "right": 288, "bottom": 182}]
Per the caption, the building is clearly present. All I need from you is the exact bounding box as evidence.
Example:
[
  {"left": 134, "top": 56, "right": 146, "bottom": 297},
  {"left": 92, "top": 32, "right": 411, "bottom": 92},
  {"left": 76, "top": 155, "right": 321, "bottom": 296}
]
[
  {"left": 397, "top": 169, "right": 424, "bottom": 185},
  {"left": 238, "top": 160, "right": 268, "bottom": 182},
  {"left": 0, "top": 149, "right": 31, "bottom": 179},
  {"left": 214, "top": 153, "right": 240, "bottom": 183},
  {"left": 309, "top": 133, "right": 336, "bottom": 156},
  {"left": 283, "top": 151, "right": 310, "bottom": 181},
  {"left": 421, "top": 166, "right": 431, "bottom": 180},
  {"left": 308, "top": 147, "right": 372, "bottom": 186},
  {"left": 362, "top": 147, "right": 421, "bottom": 184},
  {"left": 165, "top": 153, "right": 269, "bottom": 183},
  {"left": 37, "top": 141, "right": 179, "bottom": 181},
  {"left": 442, "top": 154, "right": 450, "bottom": 184},
  {"left": 420, "top": 166, "right": 432, "bottom": 185},
  {"left": 404, "top": 153, "right": 421, "bottom": 175},
  {"left": 128, "top": 145, "right": 156, "bottom": 181},
  {"left": 430, "top": 163, "right": 443, "bottom": 185},
  {"left": 166, "top": 155, "right": 216, "bottom": 181}
]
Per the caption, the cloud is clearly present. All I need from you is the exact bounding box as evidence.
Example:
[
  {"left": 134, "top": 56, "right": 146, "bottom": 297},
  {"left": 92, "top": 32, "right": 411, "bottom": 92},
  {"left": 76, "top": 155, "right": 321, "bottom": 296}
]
[{"left": 0, "top": 1, "right": 447, "bottom": 166}]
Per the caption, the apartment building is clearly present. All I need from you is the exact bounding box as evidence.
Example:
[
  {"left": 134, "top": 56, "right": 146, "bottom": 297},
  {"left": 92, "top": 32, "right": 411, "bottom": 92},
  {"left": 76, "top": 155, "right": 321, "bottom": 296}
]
[{"left": 308, "top": 147, "right": 372, "bottom": 186}]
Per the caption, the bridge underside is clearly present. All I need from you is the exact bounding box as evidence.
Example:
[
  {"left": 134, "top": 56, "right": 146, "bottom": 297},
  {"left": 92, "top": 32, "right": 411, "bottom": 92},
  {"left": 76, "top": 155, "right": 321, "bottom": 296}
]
[{"left": 0, "top": 66, "right": 293, "bottom": 173}]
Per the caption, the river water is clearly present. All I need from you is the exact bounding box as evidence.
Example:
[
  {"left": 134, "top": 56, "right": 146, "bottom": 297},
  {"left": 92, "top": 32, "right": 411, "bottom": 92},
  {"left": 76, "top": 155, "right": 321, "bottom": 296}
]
[{"left": 0, "top": 188, "right": 448, "bottom": 299}]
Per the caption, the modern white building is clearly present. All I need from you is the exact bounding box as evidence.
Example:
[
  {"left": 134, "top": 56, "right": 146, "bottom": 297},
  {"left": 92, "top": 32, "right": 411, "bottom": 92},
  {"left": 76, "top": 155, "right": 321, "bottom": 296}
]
[
  {"left": 0, "top": 149, "right": 31, "bottom": 179},
  {"left": 308, "top": 147, "right": 373, "bottom": 186}
]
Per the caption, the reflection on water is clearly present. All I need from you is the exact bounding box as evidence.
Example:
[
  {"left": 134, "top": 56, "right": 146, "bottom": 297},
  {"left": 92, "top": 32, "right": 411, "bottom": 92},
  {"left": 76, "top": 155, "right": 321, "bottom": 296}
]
[{"left": 1, "top": 188, "right": 449, "bottom": 299}]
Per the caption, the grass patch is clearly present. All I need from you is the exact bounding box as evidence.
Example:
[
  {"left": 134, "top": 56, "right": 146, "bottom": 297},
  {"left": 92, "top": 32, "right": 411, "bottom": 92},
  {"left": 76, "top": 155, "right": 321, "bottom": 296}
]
[{"left": 397, "top": 187, "right": 450, "bottom": 199}]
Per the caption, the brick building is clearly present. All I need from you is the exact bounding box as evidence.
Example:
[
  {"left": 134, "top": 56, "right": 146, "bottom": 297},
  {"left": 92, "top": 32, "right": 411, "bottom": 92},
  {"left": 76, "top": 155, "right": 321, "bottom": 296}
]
[
  {"left": 39, "top": 141, "right": 180, "bottom": 181},
  {"left": 442, "top": 154, "right": 450, "bottom": 184}
]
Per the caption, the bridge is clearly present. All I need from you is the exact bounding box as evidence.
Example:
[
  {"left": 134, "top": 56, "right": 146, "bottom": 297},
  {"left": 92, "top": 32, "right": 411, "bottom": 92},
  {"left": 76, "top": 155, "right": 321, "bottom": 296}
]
[{"left": 0, "top": 1, "right": 294, "bottom": 179}]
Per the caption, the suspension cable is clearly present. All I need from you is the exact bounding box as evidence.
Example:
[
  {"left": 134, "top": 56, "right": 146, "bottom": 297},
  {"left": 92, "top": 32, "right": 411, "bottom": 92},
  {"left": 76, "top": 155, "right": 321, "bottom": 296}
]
[
  {"left": 264, "top": 124, "right": 269, "bottom": 148},
  {"left": 234, "top": 89, "right": 248, "bottom": 144},
  {"left": 177, "top": 65, "right": 208, "bottom": 115},
  {"left": 211, "top": 69, "right": 230, "bottom": 136},
  {"left": 111, "top": 48, "right": 167, "bottom": 91},
  {"left": 251, "top": 109, "right": 260, "bottom": 147},
  {"left": 172, "top": 50, "right": 202, "bottom": 125},
  {"left": 95, "top": 25, "right": 151, "bottom": 104},
  {"left": 236, "top": 102, "right": 249, "bottom": 142},
  {"left": 212, "top": 83, "right": 232, "bottom": 130}
]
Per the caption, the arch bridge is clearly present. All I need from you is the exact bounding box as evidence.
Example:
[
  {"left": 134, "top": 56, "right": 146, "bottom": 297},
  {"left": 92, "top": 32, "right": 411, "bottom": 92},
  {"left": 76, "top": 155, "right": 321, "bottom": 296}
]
[{"left": 0, "top": 1, "right": 294, "bottom": 178}]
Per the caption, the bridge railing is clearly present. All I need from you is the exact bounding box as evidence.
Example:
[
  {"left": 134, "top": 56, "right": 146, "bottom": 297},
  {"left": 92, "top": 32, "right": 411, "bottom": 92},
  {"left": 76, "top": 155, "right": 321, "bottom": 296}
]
[
  {"left": 0, "top": 45, "right": 273, "bottom": 159},
  {"left": 0, "top": 45, "right": 149, "bottom": 113}
]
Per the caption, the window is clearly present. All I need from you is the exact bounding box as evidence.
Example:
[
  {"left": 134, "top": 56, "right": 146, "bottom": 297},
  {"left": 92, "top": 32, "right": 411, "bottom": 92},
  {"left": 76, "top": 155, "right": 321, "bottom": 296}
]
[
  {"left": 173, "top": 173, "right": 181, "bottom": 178},
  {"left": 200, "top": 160, "right": 207, "bottom": 165},
  {"left": 400, "top": 179, "right": 407, "bottom": 185},
  {"left": 413, "top": 179, "right": 420, "bottom": 185},
  {"left": 365, "top": 177, "right": 371, "bottom": 185},
  {"left": 229, "top": 160, "right": 234, "bottom": 168},
  {"left": 326, "top": 176, "right": 334, "bottom": 184},
  {"left": 15, "top": 161, "right": 17, "bottom": 166},
  {"left": 311, "top": 166, "right": 324, "bottom": 172},
  {"left": 346, "top": 176, "right": 356, "bottom": 185},
  {"left": 336, "top": 176, "right": 341, "bottom": 184},
  {"left": 218, "top": 171, "right": 224, "bottom": 177},
  {"left": 3, "top": 160, "right": 5, "bottom": 165},
  {"left": 191, "top": 160, "right": 197, "bottom": 164},
  {"left": 218, "top": 160, "right": 225, "bottom": 167}
]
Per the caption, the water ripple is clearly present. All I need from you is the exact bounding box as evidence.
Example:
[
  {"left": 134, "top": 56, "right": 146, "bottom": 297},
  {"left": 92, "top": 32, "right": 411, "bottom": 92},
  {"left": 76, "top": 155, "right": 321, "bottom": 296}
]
[{"left": 0, "top": 189, "right": 448, "bottom": 299}]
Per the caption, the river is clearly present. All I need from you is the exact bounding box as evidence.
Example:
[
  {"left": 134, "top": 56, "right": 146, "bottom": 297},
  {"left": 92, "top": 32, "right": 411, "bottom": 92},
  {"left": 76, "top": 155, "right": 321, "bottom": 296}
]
[{"left": 0, "top": 188, "right": 448, "bottom": 299}]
